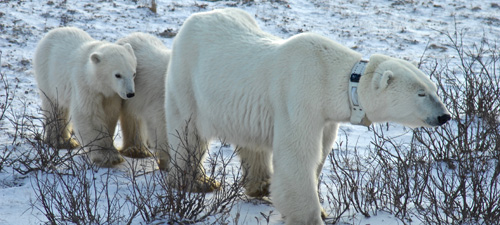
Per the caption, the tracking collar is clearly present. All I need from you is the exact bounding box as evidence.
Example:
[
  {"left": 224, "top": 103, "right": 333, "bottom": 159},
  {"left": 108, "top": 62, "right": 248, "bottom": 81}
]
[{"left": 348, "top": 60, "right": 372, "bottom": 126}]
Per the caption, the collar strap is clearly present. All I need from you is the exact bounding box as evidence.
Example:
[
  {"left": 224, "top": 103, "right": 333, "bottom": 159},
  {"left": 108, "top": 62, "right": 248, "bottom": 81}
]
[{"left": 348, "top": 60, "right": 372, "bottom": 126}]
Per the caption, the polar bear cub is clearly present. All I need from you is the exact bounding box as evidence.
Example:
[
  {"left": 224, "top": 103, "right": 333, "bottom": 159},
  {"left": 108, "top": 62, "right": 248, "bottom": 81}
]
[
  {"left": 165, "top": 8, "right": 450, "bottom": 225},
  {"left": 116, "top": 33, "right": 170, "bottom": 164},
  {"left": 34, "top": 27, "right": 137, "bottom": 167}
]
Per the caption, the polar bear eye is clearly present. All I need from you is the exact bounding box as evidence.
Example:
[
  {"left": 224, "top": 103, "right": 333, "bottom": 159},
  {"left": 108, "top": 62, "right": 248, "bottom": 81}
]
[
  {"left": 133, "top": 73, "right": 136, "bottom": 78},
  {"left": 417, "top": 89, "right": 427, "bottom": 97},
  {"left": 115, "top": 74, "right": 122, "bottom": 78}
]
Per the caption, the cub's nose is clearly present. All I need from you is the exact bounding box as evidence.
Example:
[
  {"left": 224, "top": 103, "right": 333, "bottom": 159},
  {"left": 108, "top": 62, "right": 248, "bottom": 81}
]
[
  {"left": 126, "top": 93, "right": 135, "bottom": 98},
  {"left": 437, "top": 114, "right": 451, "bottom": 125}
]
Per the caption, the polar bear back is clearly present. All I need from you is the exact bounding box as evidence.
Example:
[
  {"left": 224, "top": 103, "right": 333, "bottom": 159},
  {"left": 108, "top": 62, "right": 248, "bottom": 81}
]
[
  {"left": 167, "top": 8, "right": 361, "bottom": 148},
  {"left": 169, "top": 9, "right": 283, "bottom": 147},
  {"left": 34, "top": 27, "right": 96, "bottom": 106}
]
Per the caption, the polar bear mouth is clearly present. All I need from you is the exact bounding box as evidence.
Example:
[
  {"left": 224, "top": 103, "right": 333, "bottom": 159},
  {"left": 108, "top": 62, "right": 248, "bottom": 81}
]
[{"left": 425, "top": 114, "right": 451, "bottom": 127}]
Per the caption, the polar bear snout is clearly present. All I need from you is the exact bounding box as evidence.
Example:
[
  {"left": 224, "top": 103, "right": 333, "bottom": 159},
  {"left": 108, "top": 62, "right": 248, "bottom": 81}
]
[
  {"left": 425, "top": 113, "right": 451, "bottom": 127},
  {"left": 116, "top": 86, "right": 135, "bottom": 100},
  {"left": 437, "top": 114, "right": 451, "bottom": 125},
  {"left": 115, "top": 77, "right": 136, "bottom": 99}
]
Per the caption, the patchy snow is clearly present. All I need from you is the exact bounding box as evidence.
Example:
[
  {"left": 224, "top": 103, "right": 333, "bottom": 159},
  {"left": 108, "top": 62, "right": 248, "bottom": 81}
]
[{"left": 1, "top": 0, "right": 499, "bottom": 224}]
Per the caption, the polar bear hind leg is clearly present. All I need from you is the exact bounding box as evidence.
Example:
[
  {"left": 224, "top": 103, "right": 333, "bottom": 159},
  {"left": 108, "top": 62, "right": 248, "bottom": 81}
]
[
  {"left": 165, "top": 100, "right": 220, "bottom": 192},
  {"left": 238, "top": 147, "right": 272, "bottom": 197},
  {"left": 144, "top": 115, "right": 169, "bottom": 167}
]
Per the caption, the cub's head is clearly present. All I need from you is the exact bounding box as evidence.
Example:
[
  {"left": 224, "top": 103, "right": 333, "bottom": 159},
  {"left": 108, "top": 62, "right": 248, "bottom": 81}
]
[
  {"left": 90, "top": 43, "right": 137, "bottom": 99},
  {"left": 359, "top": 54, "right": 450, "bottom": 128}
]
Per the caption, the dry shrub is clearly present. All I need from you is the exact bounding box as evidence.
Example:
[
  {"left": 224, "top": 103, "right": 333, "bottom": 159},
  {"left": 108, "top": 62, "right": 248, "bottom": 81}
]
[
  {"left": 412, "top": 29, "right": 500, "bottom": 224},
  {"left": 154, "top": 123, "right": 244, "bottom": 223},
  {"left": 28, "top": 120, "right": 243, "bottom": 224},
  {"left": 325, "top": 29, "right": 500, "bottom": 225},
  {"left": 31, "top": 159, "right": 131, "bottom": 225}
]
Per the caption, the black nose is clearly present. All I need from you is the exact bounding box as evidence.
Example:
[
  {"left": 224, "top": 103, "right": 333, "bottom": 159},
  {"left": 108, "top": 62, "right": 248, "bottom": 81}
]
[
  {"left": 126, "top": 93, "right": 135, "bottom": 98},
  {"left": 437, "top": 114, "right": 451, "bottom": 125}
]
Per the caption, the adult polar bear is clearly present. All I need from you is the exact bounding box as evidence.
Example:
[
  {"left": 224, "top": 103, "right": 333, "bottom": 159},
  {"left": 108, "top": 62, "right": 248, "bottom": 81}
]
[
  {"left": 34, "top": 27, "right": 137, "bottom": 167},
  {"left": 165, "top": 8, "right": 450, "bottom": 225}
]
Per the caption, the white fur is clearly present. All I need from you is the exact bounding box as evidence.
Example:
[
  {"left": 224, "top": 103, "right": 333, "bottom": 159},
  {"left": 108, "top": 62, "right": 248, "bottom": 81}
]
[
  {"left": 34, "top": 27, "right": 137, "bottom": 167},
  {"left": 116, "top": 33, "right": 170, "bottom": 164},
  {"left": 358, "top": 54, "right": 451, "bottom": 127},
  {"left": 165, "top": 8, "right": 449, "bottom": 224}
]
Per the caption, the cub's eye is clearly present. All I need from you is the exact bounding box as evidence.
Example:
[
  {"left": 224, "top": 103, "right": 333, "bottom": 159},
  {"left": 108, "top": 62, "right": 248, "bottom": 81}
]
[
  {"left": 115, "top": 74, "right": 122, "bottom": 78},
  {"left": 133, "top": 73, "right": 136, "bottom": 78},
  {"left": 417, "top": 89, "right": 426, "bottom": 97}
]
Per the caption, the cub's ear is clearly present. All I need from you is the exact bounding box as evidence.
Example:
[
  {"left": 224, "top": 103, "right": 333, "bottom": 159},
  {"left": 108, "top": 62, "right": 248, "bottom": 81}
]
[
  {"left": 372, "top": 70, "right": 394, "bottom": 90},
  {"left": 410, "top": 60, "right": 420, "bottom": 68},
  {"left": 90, "top": 53, "right": 101, "bottom": 64},
  {"left": 122, "top": 43, "right": 135, "bottom": 56}
]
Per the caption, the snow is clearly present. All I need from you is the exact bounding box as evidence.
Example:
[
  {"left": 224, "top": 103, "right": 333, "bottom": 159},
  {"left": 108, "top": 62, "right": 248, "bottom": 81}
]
[{"left": 1, "top": 0, "right": 499, "bottom": 224}]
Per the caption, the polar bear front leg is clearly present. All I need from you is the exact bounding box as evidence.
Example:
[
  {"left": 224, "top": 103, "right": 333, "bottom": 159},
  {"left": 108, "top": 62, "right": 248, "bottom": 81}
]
[
  {"left": 271, "top": 122, "right": 323, "bottom": 225},
  {"left": 238, "top": 147, "right": 272, "bottom": 197},
  {"left": 72, "top": 103, "right": 124, "bottom": 167},
  {"left": 316, "top": 122, "right": 339, "bottom": 219},
  {"left": 317, "top": 123, "right": 338, "bottom": 178},
  {"left": 119, "top": 111, "right": 152, "bottom": 158},
  {"left": 40, "top": 96, "right": 79, "bottom": 149}
]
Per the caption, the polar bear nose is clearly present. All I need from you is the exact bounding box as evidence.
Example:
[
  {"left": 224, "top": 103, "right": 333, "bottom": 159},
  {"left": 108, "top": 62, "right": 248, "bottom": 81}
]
[
  {"left": 126, "top": 93, "right": 135, "bottom": 98},
  {"left": 437, "top": 114, "right": 451, "bottom": 125}
]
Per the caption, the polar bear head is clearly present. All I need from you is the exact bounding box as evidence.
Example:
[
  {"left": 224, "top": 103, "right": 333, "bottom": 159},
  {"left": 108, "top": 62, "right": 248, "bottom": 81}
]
[
  {"left": 359, "top": 54, "right": 450, "bottom": 128},
  {"left": 90, "top": 43, "right": 137, "bottom": 99}
]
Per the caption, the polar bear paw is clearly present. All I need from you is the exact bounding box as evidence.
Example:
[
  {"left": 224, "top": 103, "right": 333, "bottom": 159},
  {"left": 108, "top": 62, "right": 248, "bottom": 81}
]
[
  {"left": 89, "top": 149, "right": 125, "bottom": 167},
  {"left": 321, "top": 207, "right": 327, "bottom": 219},
  {"left": 120, "top": 146, "right": 154, "bottom": 158},
  {"left": 191, "top": 176, "right": 221, "bottom": 193},
  {"left": 169, "top": 174, "right": 221, "bottom": 193},
  {"left": 54, "top": 137, "right": 80, "bottom": 149},
  {"left": 42, "top": 135, "right": 80, "bottom": 150},
  {"left": 245, "top": 179, "right": 270, "bottom": 198}
]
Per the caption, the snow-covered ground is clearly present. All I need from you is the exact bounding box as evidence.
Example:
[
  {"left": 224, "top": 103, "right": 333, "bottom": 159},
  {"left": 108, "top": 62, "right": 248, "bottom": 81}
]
[{"left": 1, "top": 0, "right": 499, "bottom": 224}]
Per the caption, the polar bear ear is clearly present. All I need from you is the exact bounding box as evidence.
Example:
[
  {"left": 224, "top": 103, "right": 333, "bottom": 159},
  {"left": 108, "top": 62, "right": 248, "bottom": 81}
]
[
  {"left": 90, "top": 53, "right": 101, "bottom": 64},
  {"left": 122, "top": 43, "right": 135, "bottom": 55},
  {"left": 372, "top": 70, "right": 394, "bottom": 90},
  {"left": 411, "top": 60, "right": 419, "bottom": 67}
]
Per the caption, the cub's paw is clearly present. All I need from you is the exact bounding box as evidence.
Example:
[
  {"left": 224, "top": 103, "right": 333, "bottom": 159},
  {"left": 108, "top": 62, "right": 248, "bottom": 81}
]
[
  {"left": 168, "top": 173, "right": 221, "bottom": 193},
  {"left": 244, "top": 179, "right": 270, "bottom": 198},
  {"left": 120, "top": 146, "right": 154, "bottom": 158},
  {"left": 43, "top": 136, "right": 80, "bottom": 149},
  {"left": 191, "top": 176, "right": 221, "bottom": 193},
  {"left": 59, "top": 138, "right": 80, "bottom": 149},
  {"left": 157, "top": 156, "right": 170, "bottom": 171},
  {"left": 89, "top": 149, "right": 125, "bottom": 167}
]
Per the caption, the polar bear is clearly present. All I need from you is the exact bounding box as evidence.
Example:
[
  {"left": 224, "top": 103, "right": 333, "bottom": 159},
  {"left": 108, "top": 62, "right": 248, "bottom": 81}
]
[
  {"left": 116, "top": 33, "right": 170, "bottom": 164},
  {"left": 34, "top": 27, "right": 137, "bottom": 167},
  {"left": 164, "top": 8, "right": 450, "bottom": 225}
]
